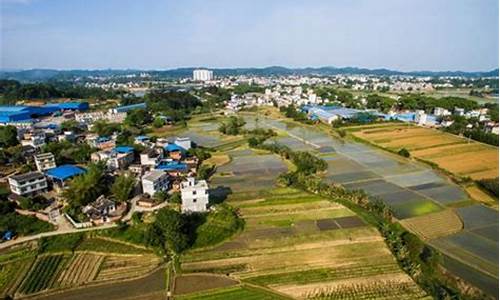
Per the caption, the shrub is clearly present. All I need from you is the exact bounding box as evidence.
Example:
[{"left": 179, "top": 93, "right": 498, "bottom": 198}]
[{"left": 398, "top": 148, "right": 410, "bottom": 158}]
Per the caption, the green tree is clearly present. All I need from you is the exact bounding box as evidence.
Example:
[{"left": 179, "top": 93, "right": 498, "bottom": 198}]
[
  {"left": 63, "top": 162, "right": 107, "bottom": 213},
  {"left": 147, "top": 208, "right": 188, "bottom": 254},
  {"left": 111, "top": 174, "right": 136, "bottom": 202},
  {"left": 152, "top": 117, "right": 165, "bottom": 128},
  {"left": 398, "top": 148, "right": 410, "bottom": 158},
  {"left": 125, "top": 109, "right": 152, "bottom": 127},
  {"left": 0, "top": 125, "right": 19, "bottom": 148}
]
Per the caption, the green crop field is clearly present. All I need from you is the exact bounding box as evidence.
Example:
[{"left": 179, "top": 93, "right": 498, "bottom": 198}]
[
  {"left": 180, "top": 188, "right": 426, "bottom": 299},
  {"left": 176, "top": 285, "right": 290, "bottom": 300}
]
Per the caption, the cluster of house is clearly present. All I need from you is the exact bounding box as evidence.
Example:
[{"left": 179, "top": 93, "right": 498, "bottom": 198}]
[
  {"left": 6, "top": 133, "right": 211, "bottom": 227},
  {"left": 227, "top": 85, "right": 323, "bottom": 111},
  {"left": 3, "top": 101, "right": 211, "bottom": 230},
  {"left": 299, "top": 104, "right": 499, "bottom": 133}
]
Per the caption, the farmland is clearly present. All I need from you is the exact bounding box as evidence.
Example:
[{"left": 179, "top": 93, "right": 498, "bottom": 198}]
[
  {"left": 179, "top": 187, "right": 427, "bottom": 299},
  {"left": 348, "top": 123, "right": 498, "bottom": 181},
  {"left": 0, "top": 235, "right": 162, "bottom": 298}
]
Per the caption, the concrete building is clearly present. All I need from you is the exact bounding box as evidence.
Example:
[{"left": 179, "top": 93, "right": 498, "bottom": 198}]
[
  {"left": 141, "top": 170, "right": 169, "bottom": 196},
  {"left": 181, "top": 177, "right": 209, "bottom": 213},
  {"left": 415, "top": 110, "right": 427, "bottom": 125},
  {"left": 8, "top": 172, "right": 48, "bottom": 196},
  {"left": 140, "top": 148, "right": 163, "bottom": 167},
  {"left": 34, "top": 153, "right": 56, "bottom": 172},
  {"left": 174, "top": 137, "right": 192, "bottom": 150},
  {"left": 193, "top": 69, "right": 214, "bottom": 81}
]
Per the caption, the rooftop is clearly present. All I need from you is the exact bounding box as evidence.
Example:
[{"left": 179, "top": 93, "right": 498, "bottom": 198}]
[
  {"left": 46, "top": 165, "right": 86, "bottom": 181},
  {"left": 10, "top": 171, "right": 45, "bottom": 182},
  {"left": 142, "top": 170, "right": 168, "bottom": 181}
]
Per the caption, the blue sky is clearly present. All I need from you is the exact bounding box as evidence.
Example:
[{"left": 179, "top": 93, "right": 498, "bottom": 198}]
[{"left": 1, "top": 0, "right": 498, "bottom": 71}]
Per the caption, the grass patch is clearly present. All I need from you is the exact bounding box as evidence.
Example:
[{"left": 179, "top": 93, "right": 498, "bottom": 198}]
[
  {"left": 76, "top": 237, "right": 150, "bottom": 254},
  {"left": 391, "top": 200, "right": 442, "bottom": 219}
]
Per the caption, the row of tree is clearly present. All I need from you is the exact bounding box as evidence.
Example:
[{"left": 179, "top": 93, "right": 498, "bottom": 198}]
[{"left": 0, "top": 80, "right": 124, "bottom": 104}]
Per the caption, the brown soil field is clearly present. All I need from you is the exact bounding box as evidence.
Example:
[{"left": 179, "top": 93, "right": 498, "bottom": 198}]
[
  {"left": 174, "top": 274, "right": 238, "bottom": 295},
  {"left": 352, "top": 126, "right": 498, "bottom": 180},
  {"left": 33, "top": 268, "right": 166, "bottom": 300},
  {"left": 399, "top": 210, "right": 463, "bottom": 240}
]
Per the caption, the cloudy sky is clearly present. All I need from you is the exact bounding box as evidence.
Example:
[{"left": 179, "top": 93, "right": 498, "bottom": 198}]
[{"left": 1, "top": 0, "right": 498, "bottom": 71}]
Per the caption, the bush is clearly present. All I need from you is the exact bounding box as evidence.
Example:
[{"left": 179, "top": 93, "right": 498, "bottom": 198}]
[
  {"left": 398, "top": 148, "right": 410, "bottom": 158},
  {"left": 477, "top": 177, "right": 499, "bottom": 198}
]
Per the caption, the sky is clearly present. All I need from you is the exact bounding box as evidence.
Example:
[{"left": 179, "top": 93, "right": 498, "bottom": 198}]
[{"left": 0, "top": 0, "right": 498, "bottom": 71}]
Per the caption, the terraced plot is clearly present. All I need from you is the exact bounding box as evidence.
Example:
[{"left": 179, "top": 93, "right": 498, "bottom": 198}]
[
  {"left": 351, "top": 125, "right": 498, "bottom": 180},
  {"left": 97, "top": 255, "right": 161, "bottom": 281},
  {"left": 180, "top": 188, "right": 426, "bottom": 299},
  {"left": 56, "top": 253, "right": 104, "bottom": 287}
]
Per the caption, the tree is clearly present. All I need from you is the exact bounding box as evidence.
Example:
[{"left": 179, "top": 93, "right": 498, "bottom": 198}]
[
  {"left": 398, "top": 148, "right": 410, "bottom": 158},
  {"left": 218, "top": 116, "right": 246, "bottom": 135},
  {"left": 125, "top": 109, "right": 152, "bottom": 127},
  {"left": 152, "top": 117, "right": 165, "bottom": 128},
  {"left": 92, "top": 121, "right": 121, "bottom": 137},
  {"left": 197, "top": 164, "right": 215, "bottom": 180},
  {"left": 111, "top": 174, "right": 136, "bottom": 202},
  {"left": 148, "top": 208, "right": 188, "bottom": 254},
  {"left": 63, "top": 162, "right": 107, "bottom": 214},
  {"left": 0, "top": 125, "right": 19, "bottom": 148}
]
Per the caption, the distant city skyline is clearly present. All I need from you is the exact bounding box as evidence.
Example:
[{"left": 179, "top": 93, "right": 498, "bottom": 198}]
[{"left": 1, "top": 0, "right": 498, "bottom": 71}]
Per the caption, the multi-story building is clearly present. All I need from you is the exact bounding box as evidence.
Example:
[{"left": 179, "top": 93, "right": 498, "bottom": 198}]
[
  {"left": 193, "top": 69, "right": 214, "bottom": 81},
  {"left": 8, "top": 172, "right": 48, "bottom": 196},
  {"left": 141, "top": 170, "right": 169, "bottom": 196},
  {"left": 181, "top": 177, "right": 209, "bottom": 213},
  {"left": 415, "top": 110, "right": 427, "bottom": 125},
  {"left": 34, "top": 152, "right": 57, "bottom": 172}
]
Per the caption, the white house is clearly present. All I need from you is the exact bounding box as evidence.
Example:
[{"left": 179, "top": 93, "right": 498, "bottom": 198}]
[
  {"left": 34, "top": 152, "right": 57, "bottom": 172},
  {"left": 415, "top": 110, "right": 427, "bottom": 125},
  {"left": 8, "top": 172, "right": 48, "bottom": 196},
  {"left": 141, "top": 170, "right": 169, "bottom": 196},
  {"left": 174, "top": 137, "right": 192, "bottom": 150},
  {"left": 140, "top": 148, "right": 163, "bottom": 167},
  {"left": 181, "top": 177, "right": 209, "bottom": 213}
]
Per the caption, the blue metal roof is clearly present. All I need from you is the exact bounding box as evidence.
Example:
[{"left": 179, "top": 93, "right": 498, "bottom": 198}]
[
  {"left": 114, "top": 146, "right": 135, "bottom": 153},
  {"left": 114, "top": 103, "right": 146, "bottom": 113},
  {"left": 164, "top": 143, "right": 186, "bottom": 152},
  {"left": 155, "top": 161, "right": 188, "bottom": 171},
  {"left": 46, "top": 165, "right": 86, "bottom": 181}
]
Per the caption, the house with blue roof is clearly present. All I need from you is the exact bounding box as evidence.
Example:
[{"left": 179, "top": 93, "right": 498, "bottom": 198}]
[
  {"left": 155, "top": 160, "right": 188, "bottom": 173},
  {"left": 46, "top": 165, "right": 86, "bottom": 187}
]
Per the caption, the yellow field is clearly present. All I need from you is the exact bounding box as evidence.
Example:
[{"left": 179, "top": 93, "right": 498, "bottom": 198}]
[
  {"left": 181, "top": 188, "right": 426, "bottom": 299},
  {"left": 399, "top": 209, "right": 463, "bottom": 240},
  {"left": 351, "top": 125, "right": 498, "bottom": 180}
]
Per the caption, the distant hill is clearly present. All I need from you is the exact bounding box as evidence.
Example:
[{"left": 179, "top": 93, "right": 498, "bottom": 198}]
[{"left": 1, "top": 66, "right": 498, "bottom": 82}]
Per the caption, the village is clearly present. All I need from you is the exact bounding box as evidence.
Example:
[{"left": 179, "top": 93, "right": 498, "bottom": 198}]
[{"left": 1, "top": 101, "right": 211, "bottom": 240}]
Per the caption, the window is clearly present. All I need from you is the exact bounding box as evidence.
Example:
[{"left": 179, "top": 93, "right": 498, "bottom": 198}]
[
  {"left": 193, "top": 191, "right": 197, "bottom": 195},
  {"left": 193, "top": 198, "right": 197, "bottom": 203}
]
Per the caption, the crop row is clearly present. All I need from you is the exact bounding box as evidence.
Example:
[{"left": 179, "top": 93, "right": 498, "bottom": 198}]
[
  {"left": 244, "top": 263, "right": 402, "bottom": 286},
  {"left": 18, "top": 254, "right": 68, "bottom": 294},
  {"left": 56, "top": 253, "right": 104, "bottom": 287},
  {"left": 306, "top": 280, "right": 426, "bottom": 300},
  {"left": 0, "top": 258, "right": 34, "bottom": 297}
]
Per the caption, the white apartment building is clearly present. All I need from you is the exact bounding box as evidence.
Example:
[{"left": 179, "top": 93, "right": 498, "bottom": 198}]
[
  {"left": 34, "top": 152, "right": 57, "bottom": 172},
  {"left": 415, "top": 110, "right": 427, "bottom": 125},
  {"left": 193, "top": 69, "right": 214, "bottom": 81},
  {"left": 8, "top": 172, "right": 48, "bottom": 196},
  {"left": 91, "top": 150, "right": 134, "bottom": 170},
  {"left": 181, "top": 177, "right": 209, "bottom": 213},
  {"left": 141, "top": 170, "right": 169, "bottom": 196},
  {"left": 140, "top": 148, "right": 163, "bottom": 167}
]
